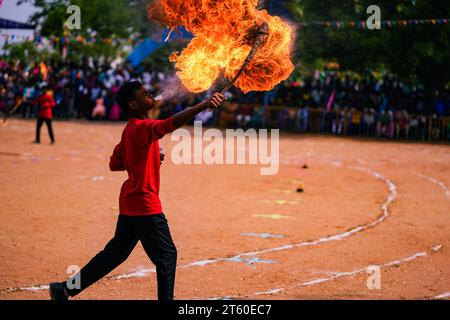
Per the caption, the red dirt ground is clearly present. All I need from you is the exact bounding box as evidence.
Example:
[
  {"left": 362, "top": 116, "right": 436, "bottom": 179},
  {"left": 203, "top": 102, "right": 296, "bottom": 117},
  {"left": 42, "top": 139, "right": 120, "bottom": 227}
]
[{"left": 0, "top": 118, "right": 449, "bottom": 300}]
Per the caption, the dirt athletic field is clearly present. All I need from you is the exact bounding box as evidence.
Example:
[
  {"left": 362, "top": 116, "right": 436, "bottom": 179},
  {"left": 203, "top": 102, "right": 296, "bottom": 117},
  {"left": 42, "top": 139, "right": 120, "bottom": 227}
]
[{"left": 0, "top": 118, "right": 449, "bottom": 300}]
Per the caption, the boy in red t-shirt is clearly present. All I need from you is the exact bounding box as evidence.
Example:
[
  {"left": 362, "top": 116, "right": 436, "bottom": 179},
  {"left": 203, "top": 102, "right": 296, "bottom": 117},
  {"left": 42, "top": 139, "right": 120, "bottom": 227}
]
[
  {"left": 49, "top": 81, "right": 225, "bottom": 300},
  {"left": 34, "top": 86, "right": 56, "bottom": 144}
]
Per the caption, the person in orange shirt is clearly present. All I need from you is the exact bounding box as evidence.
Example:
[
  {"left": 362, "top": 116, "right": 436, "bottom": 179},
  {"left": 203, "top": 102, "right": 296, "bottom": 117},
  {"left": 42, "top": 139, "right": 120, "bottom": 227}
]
[{"left": 34, "top": 86, "right": 56, "bottom": 144}]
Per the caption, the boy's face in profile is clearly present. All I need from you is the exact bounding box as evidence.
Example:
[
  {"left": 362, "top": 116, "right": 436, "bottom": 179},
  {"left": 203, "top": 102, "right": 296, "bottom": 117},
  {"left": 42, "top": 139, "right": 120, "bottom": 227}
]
[{"left": 130, "top": 86, "right": 155, "bottom": 114}]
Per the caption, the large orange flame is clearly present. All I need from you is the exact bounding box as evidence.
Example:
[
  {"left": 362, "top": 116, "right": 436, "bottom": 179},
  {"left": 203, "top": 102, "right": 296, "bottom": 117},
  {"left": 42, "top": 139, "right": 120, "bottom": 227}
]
[{"left": 148, "top": 0, "right": 295, "bottom": 94}]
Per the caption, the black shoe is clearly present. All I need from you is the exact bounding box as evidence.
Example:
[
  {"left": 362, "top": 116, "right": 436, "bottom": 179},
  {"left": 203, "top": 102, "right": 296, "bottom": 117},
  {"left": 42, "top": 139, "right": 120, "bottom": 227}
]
[
  {"left": 49, "top": 282, "right": 68, "bottom": 301},
  {"left": 33, "top": 140, "right": 40, "bottom": 144}
]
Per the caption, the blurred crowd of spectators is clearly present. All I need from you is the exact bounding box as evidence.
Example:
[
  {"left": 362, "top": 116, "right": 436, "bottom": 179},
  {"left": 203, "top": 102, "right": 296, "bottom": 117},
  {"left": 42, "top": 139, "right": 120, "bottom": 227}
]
[
  {"left": 1, "top": 59, "right": 449, "bottom": 142},
  {"left": 224, "top": 72, "right": 450, "bottom": 142}
]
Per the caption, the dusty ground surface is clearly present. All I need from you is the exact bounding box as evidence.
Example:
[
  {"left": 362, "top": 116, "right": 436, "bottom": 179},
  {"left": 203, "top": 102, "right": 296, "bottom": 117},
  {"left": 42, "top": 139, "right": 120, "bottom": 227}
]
[{"left": 0, "top": 118, "right": 449, "bottom": 300}]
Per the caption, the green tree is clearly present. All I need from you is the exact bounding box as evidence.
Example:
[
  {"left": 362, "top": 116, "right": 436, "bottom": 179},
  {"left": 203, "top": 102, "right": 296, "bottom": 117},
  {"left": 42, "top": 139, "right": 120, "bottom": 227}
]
[
  {"left": 17, "top": 0, "right": 156, "bottom": 59},
  {"left": 19, "top": 0, "right": 136, "bottom": 38}
]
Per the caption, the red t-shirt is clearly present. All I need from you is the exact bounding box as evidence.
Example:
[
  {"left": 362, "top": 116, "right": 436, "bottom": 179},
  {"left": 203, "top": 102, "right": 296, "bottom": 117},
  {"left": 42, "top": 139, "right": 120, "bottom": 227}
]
[
  {"left": 37, "top": 93, "right": 56, "bottom": 119},
  {"left": 109, "top": 117, "right": 177, "bottom": 216}
]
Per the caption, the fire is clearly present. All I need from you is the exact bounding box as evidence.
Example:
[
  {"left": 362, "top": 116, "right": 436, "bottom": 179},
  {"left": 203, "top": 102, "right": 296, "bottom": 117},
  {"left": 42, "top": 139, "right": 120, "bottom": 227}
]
[{"left": 148, "top": 0, "right": 295, "bottom": 94}]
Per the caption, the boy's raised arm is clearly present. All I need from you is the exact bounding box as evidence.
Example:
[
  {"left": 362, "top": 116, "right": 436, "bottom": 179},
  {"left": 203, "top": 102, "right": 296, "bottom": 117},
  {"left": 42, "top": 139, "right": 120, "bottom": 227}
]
[
  {"left": 144, "top": 92, "right": 226, "bottom": 143},
  {"left": 171, "top": 92, "right": 226, "bottom": 128}
]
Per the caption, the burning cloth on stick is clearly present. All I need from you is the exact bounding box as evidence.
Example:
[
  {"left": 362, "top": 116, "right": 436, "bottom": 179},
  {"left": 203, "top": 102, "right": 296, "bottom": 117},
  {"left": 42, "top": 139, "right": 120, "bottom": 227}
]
[{"left": 148, "top": 0, "right": 295, "bottom": 94}]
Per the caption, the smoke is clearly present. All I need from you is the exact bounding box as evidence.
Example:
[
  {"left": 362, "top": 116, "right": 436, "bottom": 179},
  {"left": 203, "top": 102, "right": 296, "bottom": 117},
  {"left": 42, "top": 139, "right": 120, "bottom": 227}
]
[
  {"left": 154, "top": 72, "right": 221, "bottom": 102},
  {"left": 154, "top": 73, "right": 190, "bottom": 101}
]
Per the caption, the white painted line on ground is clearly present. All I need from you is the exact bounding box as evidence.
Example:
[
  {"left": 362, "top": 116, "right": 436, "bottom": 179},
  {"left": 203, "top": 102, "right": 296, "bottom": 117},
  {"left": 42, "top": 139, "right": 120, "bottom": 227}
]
[{"left": 0, "top": 163, "right": 398, "bottom": 295}]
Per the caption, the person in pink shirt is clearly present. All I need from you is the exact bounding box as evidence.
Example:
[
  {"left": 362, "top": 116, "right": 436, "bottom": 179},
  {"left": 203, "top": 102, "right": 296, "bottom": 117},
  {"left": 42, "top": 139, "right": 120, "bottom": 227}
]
[{"left": 108, "top": 84, "right": 121, "bottom": 121}]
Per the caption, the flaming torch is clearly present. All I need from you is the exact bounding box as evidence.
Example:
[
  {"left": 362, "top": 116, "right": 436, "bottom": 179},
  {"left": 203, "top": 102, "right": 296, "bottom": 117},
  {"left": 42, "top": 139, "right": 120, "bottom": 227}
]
[{"left": 148, "top": 0, "right": 295, "bottom": 95}]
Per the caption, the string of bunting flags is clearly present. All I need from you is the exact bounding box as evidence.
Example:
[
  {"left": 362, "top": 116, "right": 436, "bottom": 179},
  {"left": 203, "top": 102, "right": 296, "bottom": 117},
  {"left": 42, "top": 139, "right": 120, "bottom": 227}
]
[
  {"left": 298, "top": 18, "right": 449, "bottom": 29},
  {"left": 1, "top": 17, "right": 448, "bottom": 45}
]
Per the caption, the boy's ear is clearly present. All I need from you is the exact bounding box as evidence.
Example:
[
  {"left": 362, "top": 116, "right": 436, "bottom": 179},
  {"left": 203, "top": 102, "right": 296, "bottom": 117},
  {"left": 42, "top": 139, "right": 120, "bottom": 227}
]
[{"left": 128, "top": 100, "right": 138, "bottom": 111}]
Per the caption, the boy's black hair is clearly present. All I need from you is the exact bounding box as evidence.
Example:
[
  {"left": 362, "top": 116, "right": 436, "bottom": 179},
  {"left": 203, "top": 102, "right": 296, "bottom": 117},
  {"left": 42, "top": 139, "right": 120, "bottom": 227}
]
[{"left": 116, "top": 81, "right": 143, "bottom": 113}]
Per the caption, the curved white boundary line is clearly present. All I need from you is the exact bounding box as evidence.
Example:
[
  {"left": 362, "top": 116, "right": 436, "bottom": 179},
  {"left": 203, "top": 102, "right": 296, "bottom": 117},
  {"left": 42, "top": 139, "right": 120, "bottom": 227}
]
[
  {"left": 1, "top": 163, "right": 396, "bottom": 293},
  {"left": 110, "top": 163, "right": 397, "bottom": 279},
  {"left": 434, "top": 292, "right": 450, "bottom": 299},
  {"left": 209, "top": 244, "right": 443, "bottom": 300},
  {"left": 211, "top": 169, "right": 450, "bottom": 300},
  {"left": 417, "top": 173, "right": 450, "bottom": 198}
]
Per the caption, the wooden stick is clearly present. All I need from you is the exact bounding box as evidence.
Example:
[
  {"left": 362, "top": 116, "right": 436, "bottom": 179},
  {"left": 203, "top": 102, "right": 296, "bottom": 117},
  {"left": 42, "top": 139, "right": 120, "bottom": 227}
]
[
  {"left": 2, "top": 98, "right": 23, "bottom": 124},
  {"left": 221, "top": 22, "right": 269, "bottom": 95}
]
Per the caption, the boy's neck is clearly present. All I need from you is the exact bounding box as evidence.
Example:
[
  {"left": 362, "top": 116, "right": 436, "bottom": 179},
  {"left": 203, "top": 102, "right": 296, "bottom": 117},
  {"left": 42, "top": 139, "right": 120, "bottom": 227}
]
[{"left": 130, "top": 112, "right": 149, "bottom": 120}]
